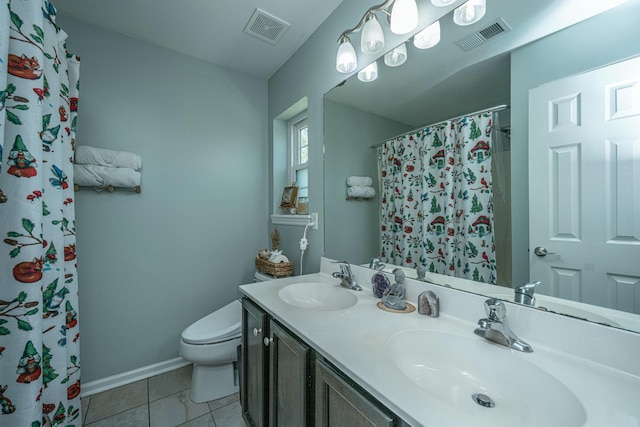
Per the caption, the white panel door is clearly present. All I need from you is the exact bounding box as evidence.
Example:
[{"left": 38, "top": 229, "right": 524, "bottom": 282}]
[{"left": 529, "top": 56, "right": 640, "bottom": 313}]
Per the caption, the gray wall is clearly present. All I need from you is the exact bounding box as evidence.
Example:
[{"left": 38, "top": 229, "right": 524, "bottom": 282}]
[
  {"left": 509, "top": 1, "right": 640, "bottom": 285},
  {"left": 59, "top": 17, "right": 268, "bottom": 383},
  {"left": 324, "top": 100, "right": 411, "bottom": 265}
]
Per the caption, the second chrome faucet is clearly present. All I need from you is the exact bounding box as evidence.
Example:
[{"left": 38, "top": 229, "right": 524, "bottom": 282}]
[{"left": 474, "top": 298, "right": 533, "bottom": 353}]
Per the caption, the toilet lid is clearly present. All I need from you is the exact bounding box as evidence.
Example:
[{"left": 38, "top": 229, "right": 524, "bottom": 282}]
[{"left": 181, "top": 299, "right": 242, "bottom": 344}]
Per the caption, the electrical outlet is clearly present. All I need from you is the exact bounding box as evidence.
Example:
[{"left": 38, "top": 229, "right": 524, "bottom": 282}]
[{"left": 311, "top": 213, "right": 319, "bottom": 230}]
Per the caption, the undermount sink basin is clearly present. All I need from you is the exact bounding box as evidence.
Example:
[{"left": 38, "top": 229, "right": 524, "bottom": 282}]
[
  {"left": 388, "top": 330, "right": 586, "bottom": 427},
  {"left": 278, "top": 282, "right": 358, "bottom": 311}
]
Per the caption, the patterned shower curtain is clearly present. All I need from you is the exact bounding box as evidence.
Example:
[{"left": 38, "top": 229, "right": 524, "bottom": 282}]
[
  {"left": 0, "top": 0, "right": 81, "bottom": 425},
  {"left": 380, "top": 112, "right": 497, "bottom": 284}
]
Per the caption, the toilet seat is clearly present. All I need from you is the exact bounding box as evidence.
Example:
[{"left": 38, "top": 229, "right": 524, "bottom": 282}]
[{"left": 181, "top": 299, "right": 241, "bottom": 345}]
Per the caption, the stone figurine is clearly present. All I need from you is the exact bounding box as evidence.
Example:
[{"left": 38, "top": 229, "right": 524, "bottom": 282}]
[{"left": 382, "top": 268, "right": 407, "bottom": 310}]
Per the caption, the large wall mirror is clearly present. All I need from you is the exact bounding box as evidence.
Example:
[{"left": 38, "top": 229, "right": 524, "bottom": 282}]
[{"left": 323, "top": 0, "right": 640, "bottom": 333}]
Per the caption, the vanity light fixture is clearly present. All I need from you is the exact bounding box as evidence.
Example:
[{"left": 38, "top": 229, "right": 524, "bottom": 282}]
[
  {"left": 336, "top": 35, "right": 358, "bottom": 73},
  {"left": 453, "top": 0, "right": 486, "bottom": 26},
  {"left": 336, "top": 0, "right": 417, "bottom": 74},
  {"left": 361, "top": 12, "right": 385, "bottom": 54},
  {"left": 413, "top": 20, "right": 441, "bottom": 49},
  {"left": 390, "top": 0, "right": 419, "bottom": 34},
  {"left": 384, "top": 42, "right": 408, "bottom": 67},
  {"left": 358, "top": 61, "right": 379, "bottom": 82}
]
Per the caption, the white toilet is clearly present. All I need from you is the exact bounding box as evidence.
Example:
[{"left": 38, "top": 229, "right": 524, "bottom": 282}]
[{"left": 179, "top": 271, "right": 273, "bottom": 403}]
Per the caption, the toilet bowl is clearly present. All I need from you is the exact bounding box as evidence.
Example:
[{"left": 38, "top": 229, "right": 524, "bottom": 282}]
[
  {"left": 179, "top": 299, "right": 242, "bottom": 403},
  {"left": 180, "top": 272, "right": 273, "bottom": 403}
]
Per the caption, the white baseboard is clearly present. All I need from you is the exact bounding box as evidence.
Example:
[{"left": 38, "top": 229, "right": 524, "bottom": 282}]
[{"left": 81, "top": 357, "right": 192, "bottom": 398}]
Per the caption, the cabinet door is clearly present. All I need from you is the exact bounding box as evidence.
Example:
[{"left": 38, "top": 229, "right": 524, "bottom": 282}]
[
  {"left": 315, "top": 359, "right": 395, "bottom": 427},
  {"left": 241, "top": 298, "right": 269, "bottom": 427},
  {"left": 268, "top": 320, "right": 312, "bottom": 427}
]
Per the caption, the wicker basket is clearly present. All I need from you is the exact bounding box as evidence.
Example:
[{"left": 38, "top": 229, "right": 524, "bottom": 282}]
[{"left": 255, "top": 257, "right": 293, "bottom": 278}]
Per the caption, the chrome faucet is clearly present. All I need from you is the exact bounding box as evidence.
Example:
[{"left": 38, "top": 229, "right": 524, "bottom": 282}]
[
  {"left": 474, "top": 298, "right": 533, "bottom": 353},
  {"left": 369, "top": 257, "right": 385, "bottom": 271},
  {"left": 332, "top": 261, "right": 362, "bottom": 291},
  {"left": 514, "top": 281, "right": 539, "bottom": 306}
]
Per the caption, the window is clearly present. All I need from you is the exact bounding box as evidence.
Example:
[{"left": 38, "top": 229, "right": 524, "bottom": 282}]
[{"left": 290, "top": 113, "right": 308, "bottom": 200}]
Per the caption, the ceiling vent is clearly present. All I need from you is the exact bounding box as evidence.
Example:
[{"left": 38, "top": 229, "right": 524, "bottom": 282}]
[
  {"left": 454, "top": 18, "right": 511, "bottom": 52},
  {"left": 244, "top": 9, "right": 290, "bottom": 45}
]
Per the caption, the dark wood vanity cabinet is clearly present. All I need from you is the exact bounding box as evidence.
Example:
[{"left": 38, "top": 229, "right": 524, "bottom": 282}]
[
  {"left": 241, "top": 298, "right": 312, "bottom": 427},
  {"left": 241, "top": 296, "right": 406, "bottom": 427},
  {"left": 268, "top": 319, "right": 313, "bottom": 426},
  {"left": 315, "top": 358, "right": 396, "bottom": 427},
  {"left": 242, "top": 298, "right": 269, "bottom": 427}
]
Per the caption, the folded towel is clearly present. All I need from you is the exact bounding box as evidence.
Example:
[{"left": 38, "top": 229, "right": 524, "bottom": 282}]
[
  {"left": 74, "top": 164, "right": 140, "bottom": 189},
  {"left": 347, "top": 176, "right": 372, "bottom": 187},
  {"left": 75, "top": 146, "right": 142, "bottom": 170},
  {"left": 347, "top": 186, "right": 375, "bottom": 199}
]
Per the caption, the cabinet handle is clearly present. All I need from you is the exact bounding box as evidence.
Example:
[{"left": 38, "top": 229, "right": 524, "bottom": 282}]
[
  {"left": 252, "top": 328, "right": 262, "bottom": 337},
  {"left": 264, "top": 337, "right": 273, "bottom": 347}
]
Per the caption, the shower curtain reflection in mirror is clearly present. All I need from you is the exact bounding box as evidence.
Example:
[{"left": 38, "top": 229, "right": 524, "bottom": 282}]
[{"left": 378, "top": 110, "right": 508, "bottom": 285}]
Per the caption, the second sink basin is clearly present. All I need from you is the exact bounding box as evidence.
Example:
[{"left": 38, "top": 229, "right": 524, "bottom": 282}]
[
  {"left": 278, "top": 282, "right": 358, "bottom": 311},
  {"left": 388, "top": 329, "right": 586, "bottom": 427}
]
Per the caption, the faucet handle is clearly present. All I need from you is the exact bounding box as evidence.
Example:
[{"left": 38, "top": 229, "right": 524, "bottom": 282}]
[
  {"left": 484, "top": 298, "right": 507, "bottom": 321},
  {"left": 341, "top": 263, "right": 353, "bottom": 277},
  {"left": 369, "top": 257, "right": 385, "bottom": 270},
  {"left": 514, "top": 281, "right": 539, "bottom": 305},
  {"left": 332, "top": 260, "right": 350, "bottom": 273},
  {"left": 515, "top": 281, "right": 539, "bottom": 296}
]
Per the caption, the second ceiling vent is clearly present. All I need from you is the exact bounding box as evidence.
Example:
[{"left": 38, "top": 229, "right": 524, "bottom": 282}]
[{"left": 454, "top": 18, "right": 511, "bottom": 52}]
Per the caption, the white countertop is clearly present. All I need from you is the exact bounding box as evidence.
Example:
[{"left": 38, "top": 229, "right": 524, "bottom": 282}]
[{"left": 240, "top": 258, "right": 640, "bottom": 427}]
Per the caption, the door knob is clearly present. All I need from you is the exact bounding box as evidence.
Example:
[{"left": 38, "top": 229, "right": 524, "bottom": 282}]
[
  {"left": 263, "top": 337, "right": 273, "bottom": 347},
  {"left": 534, "top": 246, "right": 556, "bottom": 257},
  {"left": 252, "top": 328, "right": 262, "bottom": 336}
]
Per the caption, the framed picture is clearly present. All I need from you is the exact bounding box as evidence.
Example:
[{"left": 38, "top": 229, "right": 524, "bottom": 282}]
[{"left": 280, "top": 186, "right": 298, "bottom": 208}]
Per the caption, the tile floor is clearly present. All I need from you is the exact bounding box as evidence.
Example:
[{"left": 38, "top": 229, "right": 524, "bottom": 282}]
[{"left": 81, "top": 365, "right": 245, "bottom": 427}]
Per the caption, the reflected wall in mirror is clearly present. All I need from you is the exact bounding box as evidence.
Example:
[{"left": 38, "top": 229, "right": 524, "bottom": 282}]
[{"left": 323, "top": 0, "right": 640, "bottom": 333}]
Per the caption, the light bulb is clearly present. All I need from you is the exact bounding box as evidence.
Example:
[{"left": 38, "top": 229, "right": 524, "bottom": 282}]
[
  {"left": 336, "top": 36, "right": 357, "bottom": 73},
  {"left": 453, "top": 0, "right": 486, "bottom": 26},
  {"left": 431, "top": 0, "right": 456, "bottom": 6},
  {"left": 413, "top": 21, "right": 441, "bottom": 49},
  {"left": 358, "top": 61, "right": 378, "bottom": 82},
  {"left": 384, "top": 43, "right": 408, "bottom": 67},
  {"left": 390, "top": 0, "right": 418, "bottom": 35},
  {"left": 361, "top": 13, "right": 385, "bottom": 55}
]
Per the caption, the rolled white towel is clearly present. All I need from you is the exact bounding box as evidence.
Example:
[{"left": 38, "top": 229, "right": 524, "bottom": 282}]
[
  {"left": 346, "top": 176, "right": 372, "bottom": 187},
  {"left": 347, "top": 186, "right": 376, "bottom": 199},
  {"left": 75, "top": 145, "right": 142, "bottom": 170},
  {"left": 74, "top": 164, "right": 141, "bottom": 189}
]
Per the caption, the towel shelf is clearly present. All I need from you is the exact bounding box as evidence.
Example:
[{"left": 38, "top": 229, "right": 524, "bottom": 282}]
[{"left": 74, "top": 184, "right": 141, "bottom": 193}]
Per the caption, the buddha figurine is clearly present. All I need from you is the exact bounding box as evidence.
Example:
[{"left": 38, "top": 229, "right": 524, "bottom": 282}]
[{"left": 382, "top": 268, "right": 407, "bottom": 310}]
